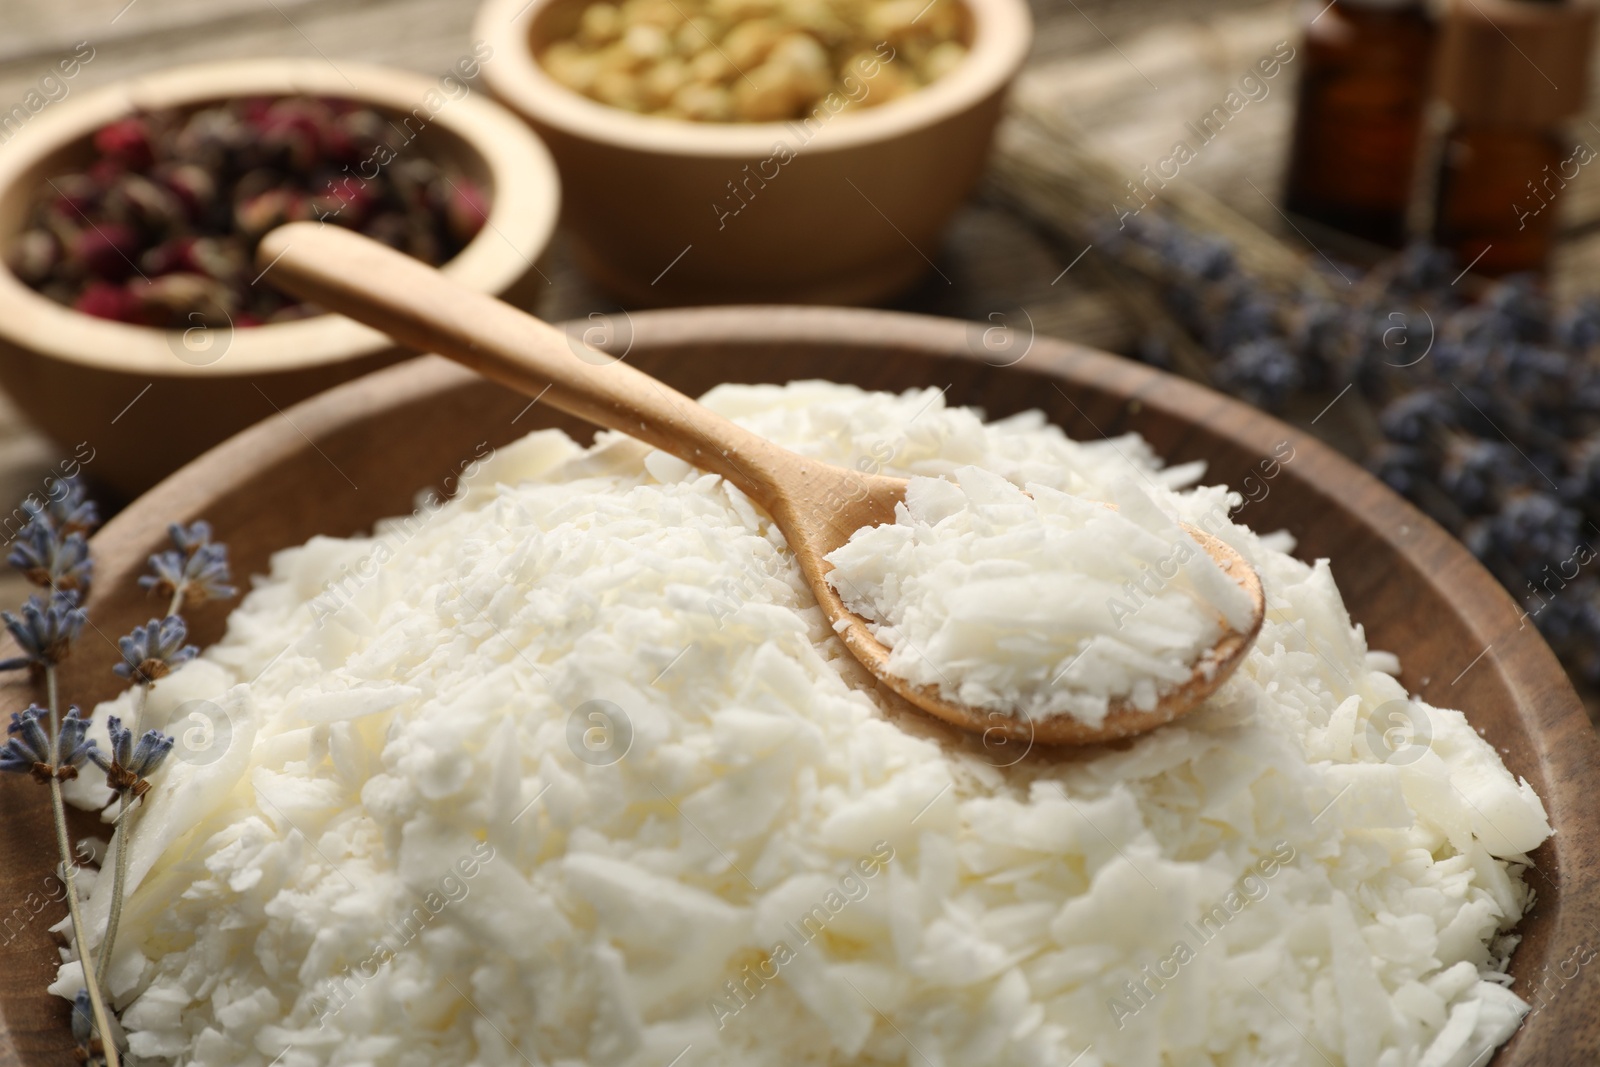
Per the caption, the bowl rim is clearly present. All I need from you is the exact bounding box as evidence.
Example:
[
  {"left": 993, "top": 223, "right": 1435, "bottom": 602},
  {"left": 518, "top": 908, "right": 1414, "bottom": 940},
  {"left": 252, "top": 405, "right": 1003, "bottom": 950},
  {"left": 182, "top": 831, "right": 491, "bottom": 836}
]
[
  {"left": 472, "top": 0, "right": 1033, "bottom": 157},
  {"left": 0, "top": 57, "right": 561, "bottom": 378}
]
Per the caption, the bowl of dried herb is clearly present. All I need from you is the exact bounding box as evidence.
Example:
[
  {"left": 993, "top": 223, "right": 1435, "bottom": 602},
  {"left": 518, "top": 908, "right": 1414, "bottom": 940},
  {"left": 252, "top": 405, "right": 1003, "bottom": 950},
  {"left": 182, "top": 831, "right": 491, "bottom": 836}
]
[{"left": 0, "top": 57, "right": 560, "bottom": 498}]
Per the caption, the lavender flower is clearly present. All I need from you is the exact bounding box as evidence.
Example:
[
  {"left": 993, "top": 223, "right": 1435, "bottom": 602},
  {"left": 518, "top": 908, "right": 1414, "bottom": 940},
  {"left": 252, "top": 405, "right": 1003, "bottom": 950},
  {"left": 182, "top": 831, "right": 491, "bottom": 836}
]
[
  {"left": 139, "top": 552, "right": 182, "bottom": 600},
  {"left": 7, "top": 517, "right": 93, "bottom": 593},
  {"left": 31, "top": 476, "right": 99, "bottom": 536},
  {"left": 168, "top": 520, "right": 213, "bottom": 555},
  {"left": 114, "top": 616, "right": 198, "bottom": 685},
  {"left": 71, "top": 987, "right": 95, "bottom": 1053},
  {"left": 1, "top": 705, "right": 97, "bottom": 782},
  {"left": 139, "top": 542, "right": 237, "bottom": 608},
  {"left": 0, "top": 592, "right": 87, "bottom": 672},
  {"left": 56, "top": 706, "right": 96, "bottom": 771},
  {"left": 0, "top": 707, "right": 49, "bottom": 775},
  {"left": 90, "top": 714, "right": 174, "bottom": 797}
]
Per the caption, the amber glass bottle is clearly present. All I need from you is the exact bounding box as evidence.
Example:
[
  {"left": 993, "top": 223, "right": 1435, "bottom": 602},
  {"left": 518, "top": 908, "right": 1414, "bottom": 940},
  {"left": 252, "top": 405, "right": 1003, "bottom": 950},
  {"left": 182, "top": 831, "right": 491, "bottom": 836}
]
[
  {"left": 1431, "top": 0, "right": 1595, "bottom": 276},
  {"left": 1285, "top": 0, "right": 1439, "bottom": 247}
]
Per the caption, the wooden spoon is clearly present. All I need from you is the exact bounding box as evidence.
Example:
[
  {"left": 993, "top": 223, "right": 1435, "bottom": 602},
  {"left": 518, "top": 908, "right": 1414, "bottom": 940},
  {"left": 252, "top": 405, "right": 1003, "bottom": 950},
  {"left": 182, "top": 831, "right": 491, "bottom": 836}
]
[{"left": 257, "top": 223, "right": 1264, "bottom": 746}]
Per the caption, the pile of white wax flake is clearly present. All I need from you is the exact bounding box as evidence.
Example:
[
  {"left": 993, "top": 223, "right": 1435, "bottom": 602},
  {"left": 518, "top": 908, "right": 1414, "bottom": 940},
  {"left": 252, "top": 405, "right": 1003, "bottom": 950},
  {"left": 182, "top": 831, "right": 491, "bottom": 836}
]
[{"left": 57, "top": 382, "right": 1549, "bottom": 1067}]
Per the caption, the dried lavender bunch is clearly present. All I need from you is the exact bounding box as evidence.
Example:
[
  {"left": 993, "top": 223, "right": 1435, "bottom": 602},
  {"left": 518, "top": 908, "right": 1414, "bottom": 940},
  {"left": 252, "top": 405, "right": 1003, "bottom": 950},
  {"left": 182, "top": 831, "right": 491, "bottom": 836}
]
[
  {"left": 0, "top": 478, "right": 117, "bottom": 1064},
  {"left": 6, "top": 96, "right": 489, "bottom": 329},
  {"left": 0, "top": 478, "right": 238, "bottom": 1065},
  {"left": 1098, "top": 215, "right": 1600, "bottom": 686}
]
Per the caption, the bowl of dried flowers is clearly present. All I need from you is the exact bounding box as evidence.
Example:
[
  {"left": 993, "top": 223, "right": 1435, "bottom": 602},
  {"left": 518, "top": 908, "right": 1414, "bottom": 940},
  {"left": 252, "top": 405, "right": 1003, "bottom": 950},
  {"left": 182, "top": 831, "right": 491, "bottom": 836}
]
[
  {"left": 473, "top": 0, "right": 1030, "bottom": 306},
  {"left": 0, "top": 57, "right": 560, "bottom": 498}
]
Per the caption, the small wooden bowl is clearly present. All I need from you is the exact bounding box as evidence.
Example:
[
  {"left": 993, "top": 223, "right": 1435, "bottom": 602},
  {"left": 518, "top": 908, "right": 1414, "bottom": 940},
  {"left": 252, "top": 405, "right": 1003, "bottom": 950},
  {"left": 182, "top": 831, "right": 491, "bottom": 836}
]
[
  {"left": 472, "top": 0, "right": 1030, "bottom": 306},
  {"left": 0, "top": 58, "right": 561, "bottom": 499},
  {"left": 2, "top": 307, "right": 1596, "bottom": 1064}
]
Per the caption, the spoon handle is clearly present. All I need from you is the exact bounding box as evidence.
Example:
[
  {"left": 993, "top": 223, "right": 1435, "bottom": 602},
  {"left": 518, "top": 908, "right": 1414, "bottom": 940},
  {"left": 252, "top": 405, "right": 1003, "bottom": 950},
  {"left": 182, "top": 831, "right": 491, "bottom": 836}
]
[{"left": 257, "top": 222, "right": 785, "bottom": 504}]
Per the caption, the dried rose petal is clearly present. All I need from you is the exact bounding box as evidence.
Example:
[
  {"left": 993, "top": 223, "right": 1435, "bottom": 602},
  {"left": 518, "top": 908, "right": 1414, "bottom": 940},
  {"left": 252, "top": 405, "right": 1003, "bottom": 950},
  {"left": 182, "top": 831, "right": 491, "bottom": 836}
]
[
  {"left": 239, "top": 96, "right": 276, "bottom": 125},
  {"left": 234, "top": 188, "right": 297, "bottom": 237},
  {"left": 175, "top": 108, "right": 242, "bottom": 170},
  {"left": 139, "top": 236, "right": 197, "bottom": 277},
  {"left": 315, "top": 177, "right": 376, "bottom": 226},
  {"left": 257, "top": 98, "right": 339, "bottom": 171},
  {"left": 337, "top": 108, "right": 389, "bottom": 147},
  {"left": 47, "top": 173, "right": 100, "bottom": 219},
  {"left": 86, "top": 156, "right": 127, "bottom": 190},
  {"left": 135, "top": 273, "right": 235, "bottom": 325},
  {"left": 74, "top": 281, "right": 144, "bottom": 322},
  {"left": 93, "top": 117, "right": 154, "bottom": 169},
  {"left": 186, "top": 237, "right": 247, "bottom": 284},
  {"left": 70, "top": 223, "right": 140, "bottom": 281},
  {"left": 105, "top": 174, "right": 186, "bottom": 231},
  {"left": 161, "top": 164, "right": 217, "bottom": 221}
]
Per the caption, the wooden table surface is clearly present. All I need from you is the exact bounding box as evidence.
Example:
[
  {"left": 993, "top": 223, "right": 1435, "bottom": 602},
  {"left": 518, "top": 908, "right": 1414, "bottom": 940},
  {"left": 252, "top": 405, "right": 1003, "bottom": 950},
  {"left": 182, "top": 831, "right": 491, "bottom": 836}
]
[{"left": 4, "top": 0, "right": 1600, "bottom": 646}]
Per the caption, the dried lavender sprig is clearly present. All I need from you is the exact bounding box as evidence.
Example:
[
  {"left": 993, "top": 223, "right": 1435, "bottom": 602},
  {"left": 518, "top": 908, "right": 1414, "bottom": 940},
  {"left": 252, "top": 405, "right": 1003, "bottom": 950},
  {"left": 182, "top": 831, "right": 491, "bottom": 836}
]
[
  {"left": 88, "top": 714, "right": 173, "bottom": 798},
  {"left": 0, "top": 592, "right": 87, "bottom": 673},
  {"left": 0, "top": 708, "right": 50, "bottom": 775},
  {"left": 0, "top": 477, "right": 118, "bottom": 1062},
  {"left": 93, "top": 695, "right": 175, "bottom": 978},
  {"left": 139, "top": 535, "right": 237, "bottom": 612},
  {"left": 28, "top": 477, "right": 99, "bottom": 537},
  {"left": 98, "top": 611, "right": 191, "bottom": 973},
  {"left": 43, "top": 667, "right": 121, "bottom": 1067},
  {"left": 0, "top": 705, "right": 96, "bottom": 781},
  {"left": 167, "top": 520, "right": 213, "bottom": 556},
  {"left": 7, "top": 519, "right": 93, "bottom": 593},
  {"left": 113, "top": 616, "right": 197, "bottom": 685}
]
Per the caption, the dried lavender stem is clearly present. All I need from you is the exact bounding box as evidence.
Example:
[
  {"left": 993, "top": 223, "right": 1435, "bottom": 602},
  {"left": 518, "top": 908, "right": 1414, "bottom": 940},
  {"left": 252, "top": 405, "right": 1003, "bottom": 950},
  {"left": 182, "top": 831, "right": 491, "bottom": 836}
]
[
  {"left": 100, "top": 590, "right": 184, "bottom": 977},
  {"left": 95, "top": 791, "right": 132, "bottom": 974},
  {"left": 96, "top": 786, "right": 135, "bottom": 975},
  {"left": 45, "top": 666, "right": 121, "bottom": 1067}
]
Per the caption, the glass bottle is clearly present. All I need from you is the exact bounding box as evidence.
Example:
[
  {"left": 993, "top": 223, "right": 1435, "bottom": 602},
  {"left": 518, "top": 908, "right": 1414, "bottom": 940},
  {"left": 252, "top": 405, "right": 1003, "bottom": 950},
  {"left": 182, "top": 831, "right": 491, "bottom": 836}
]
[
  {"left": 1285, "top": 0, "right": 1439, "bottom": 248},
  {"left": 1431, "top": 0, "right": 1595, "bottom": 276}
]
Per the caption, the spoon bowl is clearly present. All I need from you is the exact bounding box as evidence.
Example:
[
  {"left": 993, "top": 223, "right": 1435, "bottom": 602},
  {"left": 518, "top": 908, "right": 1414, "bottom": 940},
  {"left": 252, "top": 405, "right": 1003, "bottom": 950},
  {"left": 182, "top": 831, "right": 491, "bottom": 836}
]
[
  {"left": 257, "top": 222, "right": 1264, "bottom": 745},
  {"left": 772, "top": 463, "right": 1265, "bottom": 745}
]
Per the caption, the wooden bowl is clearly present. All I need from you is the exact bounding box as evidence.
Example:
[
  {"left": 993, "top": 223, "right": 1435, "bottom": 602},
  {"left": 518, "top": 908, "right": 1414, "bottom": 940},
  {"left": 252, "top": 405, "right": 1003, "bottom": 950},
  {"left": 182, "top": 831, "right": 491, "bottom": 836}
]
[
  {"left": 472, "top": 0, "right": 1030, "bottom": 306},
  {"left": 2, "top": 307, "right": 1596, "bottom": 1064},
  {"left": 0, "top": 58, "right": 561, "bottom": 500}
]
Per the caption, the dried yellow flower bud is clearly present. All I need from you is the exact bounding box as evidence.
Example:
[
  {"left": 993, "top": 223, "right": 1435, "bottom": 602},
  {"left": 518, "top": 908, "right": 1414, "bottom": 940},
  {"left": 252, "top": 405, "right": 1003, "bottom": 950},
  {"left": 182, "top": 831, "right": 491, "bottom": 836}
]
[
  {"left": 674, "top": 82, "right": 735, "bottom": 121},
  {"left": 578, "top": 2, "right": 623, "bottom": 44}
]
